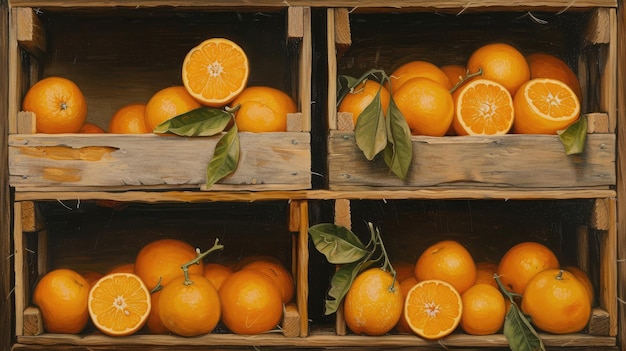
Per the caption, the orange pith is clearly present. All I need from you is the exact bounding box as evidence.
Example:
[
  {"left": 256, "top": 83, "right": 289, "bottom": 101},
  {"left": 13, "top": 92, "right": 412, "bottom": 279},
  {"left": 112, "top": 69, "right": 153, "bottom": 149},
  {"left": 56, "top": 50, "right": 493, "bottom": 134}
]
[
  {"left": 513, "top": 78, "right": 580, "bottom": 134},
  {"left": 452, "top": 78, "right": 514, "bottom": 136},
  {"left": 182, "top": 38, "right": 249, "bottom": 107},
  {"left": 88, "top": 273, "right": 151, "bottom": 336},
  {"left": 404, "top": 279, "right": 462, "bottom": 339}
]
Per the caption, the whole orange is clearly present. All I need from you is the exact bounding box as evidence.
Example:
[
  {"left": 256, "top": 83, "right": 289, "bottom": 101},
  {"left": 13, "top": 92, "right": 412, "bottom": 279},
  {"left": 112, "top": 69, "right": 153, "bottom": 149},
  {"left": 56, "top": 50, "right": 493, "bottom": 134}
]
[
  {"left": 393, "top": 77, "right": 454, "bottom": 136},
  {"left": 22, "top": 76, "right": 87, "bottom": 133},
  {"left": 241, "top": 260, "right": 295, "bottom": 303},
  {"left": 219, "top": 269, "right": 283, "bottom": 334},
  {"left": 144, "top": 86, "right": 201, "bottom": 131},
  {"left": 106, "top": 262, "right": 135, "bottom": 275},
  {"left": 440, "top": 64, "right": 467, "bottom": 87},
  {"left": 496, "top": 241, "right": 559, "bottom": 295},
  {"left": 231, "top": 86, "right": 297, "bottom": 132},
  {"left": 80, "top": 270, "right": 104, "bottom": 289},
  {"left": 79, "top": 123, "right": 105, "bottom": 133},
  {"left": 564, "top": 265, "right": 595, "bottom": 304},
  {"left": 338, "top": 80, "right": 390, "bottom": 126},
  {"left": 392, "top": 261, "right": 415, "bottom": 282},
  {"left": 460, "top": 283, "right": 506, "bottom": 335},
  {"left": 158, "top": 274, "right": 221, "bottom": 336},
  {"left": 203, "top": 262, "right": 233, "bottom": 291},
  {"left": 526, "top": 52, "right": 582, "bottom": 101},
  {"left": 474, "top": 262, "right": 498, "bottom": 288},
  {"left": 33, "top": 268, "right": 90, "bottom": 333},
  {"left": 145, "top": 289, "right": 168, "bottom": 334},
  {"left": 134, "top": 238, "right": 204, "bottom": 291},
  {"left": 108, "top": 103, "right": 150, "bottom": 134},
  {"left": 521, "top": 269, "right": 591, "bottom": 334},
  {"left": 344, "top": 268, "right": 403, "bottom": 336},
  {"left": 467, "top": 42, "right": 530, "bottom": 96},
  {"left": 389, "top": 60, "right": 453, "bottom": 92},
  {"left": 396, "top": 276, "right": 418, "bottom": 334},
  {"left": 415, "top": 240, "right": 477, "bottom": 294}
]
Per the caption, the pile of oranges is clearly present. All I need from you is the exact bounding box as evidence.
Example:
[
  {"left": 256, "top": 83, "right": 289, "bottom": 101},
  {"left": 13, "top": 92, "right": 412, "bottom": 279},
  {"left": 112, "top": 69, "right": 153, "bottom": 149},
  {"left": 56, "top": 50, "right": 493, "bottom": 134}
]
[
  {"left": 32, "top": 238, "right": 294, "bottom": 337},
  {"left": 342, "top": 239, "right": 593, "bottom": 339},
  {"left": 22, "top": 38, "right": 296, "bottom": 135},
  {"left": 339, "top": 42, "right": 582, "bottom": 136}
]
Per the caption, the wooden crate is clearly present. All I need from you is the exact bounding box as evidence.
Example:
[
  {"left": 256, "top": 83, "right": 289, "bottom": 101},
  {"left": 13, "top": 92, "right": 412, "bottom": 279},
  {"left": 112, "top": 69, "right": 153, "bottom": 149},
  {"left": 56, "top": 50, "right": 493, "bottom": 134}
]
[
  {"left": 326, "top": 197, "right": 618, "bottom": 348},
  {"left": 327, "top": 7, "right": 616, "bottom": 191},
  {"left": 8, "top": 5, "right": 312, "bottom": 192},
  {"left": 13, "top": 198, "right": 311, "bottom": 345}
]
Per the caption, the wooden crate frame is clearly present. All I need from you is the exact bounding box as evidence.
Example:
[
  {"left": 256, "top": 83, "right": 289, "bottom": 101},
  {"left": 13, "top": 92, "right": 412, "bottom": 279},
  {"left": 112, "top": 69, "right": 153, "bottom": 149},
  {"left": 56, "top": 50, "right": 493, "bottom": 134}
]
[
  {"left": 13, "top": 198, "right": 311, "bottom": 345},
  {"left": 7, "top": 6, "right": 313, "bottom": 192},
  {"left": 326, "top": 7, "right": 617, "bottom": 191}
]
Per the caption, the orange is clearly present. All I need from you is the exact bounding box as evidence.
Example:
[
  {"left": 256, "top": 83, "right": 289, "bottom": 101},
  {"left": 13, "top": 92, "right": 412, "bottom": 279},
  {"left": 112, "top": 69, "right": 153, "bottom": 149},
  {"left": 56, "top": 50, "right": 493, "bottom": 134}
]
[
  {"left": 158, "top": 274, "right": 221, "bottom": 336},
  {"left": 108, "top": 103, "right": 150, "bottom": 134},
  {"left": 338, "top": 80, "right": 390, "bottom": 126},
  {"left": 241, "top": 260, "right": 295, "bottom": 303},
  {"left": 80, "top": 270, "right": 104, "bottom": 289},
  {"left": 392, "top": 261, "right": 415, "bottom": 282},
  {"left": 203, "top": 263, "right": 233, "bottom": 291},
  {"left": 496, "top": 241, "right": 559, "bottom": 295},
  {"left": 134, "top": 238, "right": 204, "bottom": 291},
  {"left": 521, "top": 269, "right": 591, "bottom": 334},
  {"left": 393, "top": 77, "right": 454, "bottom": 136},
  {"left": 474, "top": 262, "right": 498, "bottom": 288},
  {"left": 22, "top": 76, "right": 88, "bottom": 133},
  {"left": 404, "top": 279, "right": 462, "bottom": 339},
  {"left": 460, "top": 283, "right": 506, "bottom": 335},
  {"left": 415, "top": 240, "right": 477, "bottom": 295},
  {"left": 564, "top": 265, "right": 595, "bottom": 304},
  {"left": 389, "top": 60, "right": 453, "bottom": 92},
  {"left": 451, "top": 78, "right": 514, "bottom": 136},
  {"left": 231, "top": 255, "right": 285, "bottom": 271},
  {"left": 79, "top": 123, "right": 105, "bottom": 133},
  {"left": 467, "top": 42, "right": 530, "bottom": 96},
  {"left": 145, "top": 289, "right": 169, "bottom": 334},
  {"left": 32, "top": 268, "right": 90, "bottom": 333},
  {"left": 513, "top": 78, "right": 580, "bottom": 134},
  {"left": 441, "top": 64, "right": 467, "bottom": 87},
  {"left": 144, "top": 86, "right": 202, "bottom": 131},
  {"left": 106, "top": 263, "right": 135, "bottom": 275},
  {"left": 88, "top": 273, "right": 151, "bottom": 336},
  {"left": 396, "top": 276, "right": 418, "bottom": 333},
  {"left": 527, "top": 52, "right": 583, "bottom": 101},
  {"left": 231, "top": 86, "right": 298, "bottom": 132},
  {"left": 219, "top": 270, "right": 283, "bottom": 334},
  {"left": 182, "top": 38, "right": 249, "bottom": 107},
  {"left": 344, "top": 268, "right": 403, "bottom": 336}
]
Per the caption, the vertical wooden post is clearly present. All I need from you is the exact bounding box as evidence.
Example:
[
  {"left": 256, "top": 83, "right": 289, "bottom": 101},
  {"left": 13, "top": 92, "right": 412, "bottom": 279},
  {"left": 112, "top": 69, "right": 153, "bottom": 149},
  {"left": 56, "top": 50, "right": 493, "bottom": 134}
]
[
  {"left": 617, "top": 2, "right": 626, "bottom": 349},
  {"left": 333, "top": 199, "right": 351, "bottom": 336},
  {"left": 297, "top": 200, "right": 309, "bottom": 337}
]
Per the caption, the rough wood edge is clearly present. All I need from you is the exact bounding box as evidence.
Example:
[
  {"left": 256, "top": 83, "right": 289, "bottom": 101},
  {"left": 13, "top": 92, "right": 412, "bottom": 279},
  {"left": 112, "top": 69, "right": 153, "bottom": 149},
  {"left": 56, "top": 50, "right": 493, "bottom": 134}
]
[
  {"left": 289, "top": 200, "right": 301, "bottom": 232},
  {"left": 586, "top": 113, "right": 609, "bottom": 134},
  {"left": 591, "top": 198, "right": 610, "bottom": 231},
  {"left": 334, "top": 8, "right": 351, "bottom": 60},
  {"left": 297, "top": 200, "right": 309, "bottom": 337},
  {"left": 287, "top": 7, "right": 304, "bottom": 39},
  {"left": 327, "top": 8, "right": 338, "bottom": 131},
  {"left": 588, "top": 307, "right": 611, "bottom": 336},
  {"left": 298, "top": 7, "right": 312, "bottom": 132},
  {"left": 23, "top": 306, "right": 43, "bottom": 336},
  {"left": 584, "top": 8, "right": 611, "bottom": 44},
  {"left": 14, "top": 202, "right": 25, "bottom": 336},
  {"left": 337, "top": 112, "right": 354, "bottom": 132},
  {"left": 287, "top": 112, "right": 304, "bottom": 132},
  {"left": 15, "top": 7, "right": 47, "bottom": 59},
  {"left": 576, "top": 225, "right": 590, "bottom": 273},
  {"left": 20, "top": 200, "right": 45, "bottom": 232},
  {"left": 281, "top": 303, "right": 300, "bottom": 337},
  {"left": 16, "top": 111, "right": 36, "bottom": 134}
]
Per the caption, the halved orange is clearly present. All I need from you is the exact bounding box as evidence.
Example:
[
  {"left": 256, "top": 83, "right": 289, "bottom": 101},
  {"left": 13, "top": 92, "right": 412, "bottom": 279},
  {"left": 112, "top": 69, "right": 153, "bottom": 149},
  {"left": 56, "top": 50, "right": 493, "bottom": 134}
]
[
  {"left": 182, "top": 38, "right": 249, "bottom": 107},
  {"left": 513, "top": 78, "right": 580, "bottom": 134},
  {"left": 452, "top": 78, "right": 514, "bottom": 136},
  {"left": 404, "top": 279, "right": 462, "bottom": 340},
  {"left": 88, "top": 273, "right": 151, "bottom": 336}
]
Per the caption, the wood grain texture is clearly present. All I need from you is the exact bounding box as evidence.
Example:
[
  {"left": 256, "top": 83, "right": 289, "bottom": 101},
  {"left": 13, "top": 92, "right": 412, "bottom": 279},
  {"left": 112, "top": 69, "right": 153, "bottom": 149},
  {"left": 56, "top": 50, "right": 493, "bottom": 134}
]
[
  {"left": 9, "top": 133, "right": 311, "bottom": 191},
  {"left": 328, "top": 132, "right": 615, "bottom": 189},
  {"left": 616, "top": 1, "right": 626, "bottom": 350}
]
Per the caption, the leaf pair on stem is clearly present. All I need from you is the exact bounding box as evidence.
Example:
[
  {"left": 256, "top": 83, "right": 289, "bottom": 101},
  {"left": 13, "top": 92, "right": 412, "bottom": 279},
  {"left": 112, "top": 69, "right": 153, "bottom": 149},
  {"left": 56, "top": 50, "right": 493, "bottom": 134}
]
[
  {"left": 153, "top": 106, "right": 241, "bottom": 188},
  {"left": 308, "top": 222, "right": 396, "bottom": 315}
]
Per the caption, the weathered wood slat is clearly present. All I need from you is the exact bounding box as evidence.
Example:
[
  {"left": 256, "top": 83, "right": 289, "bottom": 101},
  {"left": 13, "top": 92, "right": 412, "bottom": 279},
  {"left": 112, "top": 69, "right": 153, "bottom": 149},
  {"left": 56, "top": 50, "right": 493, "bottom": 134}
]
[
  {"left": 328, "top": 132, "right": 615, "bottom": 189},
  {"left": 9, "top": 133, "right": 311, "bottom": 191},
  {"left": 7, "top": 0, "right": 618, "bottom": 9}
]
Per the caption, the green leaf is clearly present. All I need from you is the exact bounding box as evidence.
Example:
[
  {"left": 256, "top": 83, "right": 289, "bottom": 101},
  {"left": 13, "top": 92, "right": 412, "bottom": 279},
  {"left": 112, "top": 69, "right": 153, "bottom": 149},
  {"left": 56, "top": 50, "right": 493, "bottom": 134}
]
[
  {"left": 153, "top": 107, "right": 232, "bottom": 136},
  {"left": 557, "top": 114, "right": 587, "bottom": 155},
  {"left": 355, "top": 91, "right": 387, "bottom": 160},
  {"left": 324, "top": 256, "right": 376, "bottom": 315},
  {"left": 336, "top": 75, "right": 360, "bottom": 107},
  {"left": 309, "top": 223, "right": 369, "bottom": 264},
  {"left": 503, "top": 302, "right": 546, "bottom": 351},
  {"left": 205, "top": 123, "right": 240, "bottom": 188},
  {"left": 383, "top": 98, "right": 413, "bottom": 180}
]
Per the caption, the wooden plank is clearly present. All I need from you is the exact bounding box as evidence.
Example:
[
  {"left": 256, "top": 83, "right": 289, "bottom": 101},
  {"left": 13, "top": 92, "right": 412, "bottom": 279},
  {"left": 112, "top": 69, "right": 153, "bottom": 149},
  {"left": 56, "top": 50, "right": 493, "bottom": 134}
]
[
  {"left": 598, "top": 198, "right": 618, "bottom": 336},
  {"left": 298, "top": 7, "right": 312, "bottom": 133},
  {"left": 576, "top": 226, "right": 590, "bottom": 273},
  {"left": 287, "top": 7, "right": 303, "bottom": 39},
  {"left": 14, "top": 202, "right": 25, "bottom": 336},
  {"left": 16, "top": 111, "right": 36, "bottom": 134},
  {"left": 6, "top": 0, "right": 618, "bottom": 9},
  {"left": 588, "top": 307, "right": 611, "bottom": 336},
  {"left": 15, "top": 7, "right": 47, "bottom": 59},
  {"left": 297, "top": 200, "right": 309, "bottom": 337},
  {"left": 23, "top": 307, "right": 43, "bottom": 336},
  {"left": 328, "top": 132, "right": 615, "bottom": 189},
  {"left": 9, "top": 133, "right": 311, "bottom": 191},
  {"left": 20, "top": 201, "right": 45, "bottom": 232},
  {"left": 616, "top": 1, "right": 626, "bottom": 349},
  {"left": 591, "top": 198, "right": 610, "bottom": 231},
  {"left": 327, "top": 9, "right": 338, "bottom": 131},
  {"left": 281, "top": 303, "right": 300, "bottom": 337},
  {"left": 333, "top": 8, "right": 351, "bottom": 60}
]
